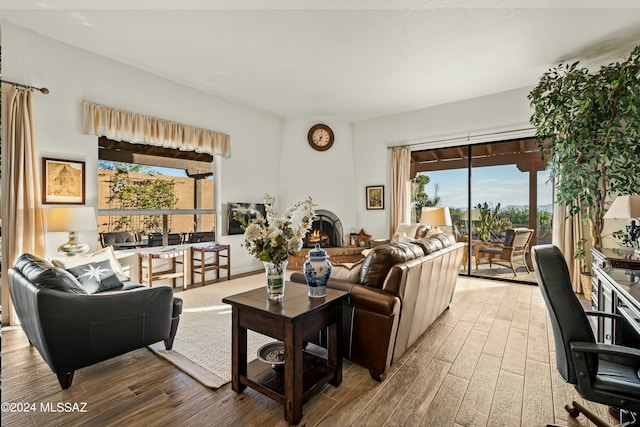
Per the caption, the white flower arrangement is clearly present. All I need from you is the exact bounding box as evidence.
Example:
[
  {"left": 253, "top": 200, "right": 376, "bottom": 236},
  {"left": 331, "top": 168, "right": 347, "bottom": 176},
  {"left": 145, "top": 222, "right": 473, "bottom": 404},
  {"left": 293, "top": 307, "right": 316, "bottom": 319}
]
[{"left": 234, "top": 195, "right": 316, "bottom": 265}]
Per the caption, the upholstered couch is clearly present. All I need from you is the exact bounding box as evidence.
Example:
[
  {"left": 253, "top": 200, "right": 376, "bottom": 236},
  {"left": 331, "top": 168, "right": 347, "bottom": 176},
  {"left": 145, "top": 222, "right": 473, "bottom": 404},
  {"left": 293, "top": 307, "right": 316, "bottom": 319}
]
[
  {"left": 8, "top": 253, "right": 183, "bottom": 389},
  {"left": 291, "top": 233, "right": 464, "bottom": 381}
]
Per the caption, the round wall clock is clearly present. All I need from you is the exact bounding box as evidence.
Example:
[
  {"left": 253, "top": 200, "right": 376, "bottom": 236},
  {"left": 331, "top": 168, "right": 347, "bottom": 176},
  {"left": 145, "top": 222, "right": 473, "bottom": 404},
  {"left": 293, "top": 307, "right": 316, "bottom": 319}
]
[{"left": 307, "top": 124, "right": 334, "bottom": 151}]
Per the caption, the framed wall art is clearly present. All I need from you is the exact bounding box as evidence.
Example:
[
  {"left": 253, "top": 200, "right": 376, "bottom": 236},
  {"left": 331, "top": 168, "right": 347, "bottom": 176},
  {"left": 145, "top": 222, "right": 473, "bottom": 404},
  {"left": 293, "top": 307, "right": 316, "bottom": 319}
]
[
  {"left": 366, "top": 185, "right": 384, "bottom": 210},
  {"left": 42, "top": 157, "right": 86, "bottom": 204}
]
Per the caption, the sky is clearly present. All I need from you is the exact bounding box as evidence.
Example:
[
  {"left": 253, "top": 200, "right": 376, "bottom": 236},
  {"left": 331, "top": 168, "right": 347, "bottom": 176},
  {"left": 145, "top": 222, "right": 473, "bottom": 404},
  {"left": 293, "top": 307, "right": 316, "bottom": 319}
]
[
  {"left": 153, "top": 166, "right": 187, "bottom": 177},
  {"left": 421, "top": 164, "right": 553, "bottom": 210}
]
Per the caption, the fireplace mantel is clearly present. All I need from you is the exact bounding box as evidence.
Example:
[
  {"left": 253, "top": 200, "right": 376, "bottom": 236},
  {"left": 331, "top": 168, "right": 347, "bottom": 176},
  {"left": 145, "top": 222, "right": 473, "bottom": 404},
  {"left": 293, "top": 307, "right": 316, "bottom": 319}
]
[{"left": 288, "top": 247, "right": 365, "bottom": 271}]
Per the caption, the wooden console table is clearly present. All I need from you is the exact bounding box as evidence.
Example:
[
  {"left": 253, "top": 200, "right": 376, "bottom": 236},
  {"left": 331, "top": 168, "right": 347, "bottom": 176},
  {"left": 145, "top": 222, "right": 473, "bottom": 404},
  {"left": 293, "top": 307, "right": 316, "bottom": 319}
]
[
  {"left": 591, "top": 248, "right": 640, "bottom": 347},
  {"left": 222, "top": 282, "right": 347, "bottom": 425}
]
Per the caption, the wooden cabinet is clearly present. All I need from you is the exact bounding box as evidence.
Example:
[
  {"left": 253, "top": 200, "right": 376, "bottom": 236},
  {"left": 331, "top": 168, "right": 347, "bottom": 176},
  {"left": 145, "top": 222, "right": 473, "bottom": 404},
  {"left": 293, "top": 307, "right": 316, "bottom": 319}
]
[{"left": 591, "top": 248, "right": 640, "bottom": 348}]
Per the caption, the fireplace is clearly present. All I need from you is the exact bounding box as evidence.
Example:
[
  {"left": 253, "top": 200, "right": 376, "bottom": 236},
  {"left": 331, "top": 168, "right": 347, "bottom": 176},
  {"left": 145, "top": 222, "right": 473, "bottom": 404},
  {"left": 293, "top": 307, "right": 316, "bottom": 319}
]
[{"left": 303, "top": 210, "right": 343, "bottom": 248}]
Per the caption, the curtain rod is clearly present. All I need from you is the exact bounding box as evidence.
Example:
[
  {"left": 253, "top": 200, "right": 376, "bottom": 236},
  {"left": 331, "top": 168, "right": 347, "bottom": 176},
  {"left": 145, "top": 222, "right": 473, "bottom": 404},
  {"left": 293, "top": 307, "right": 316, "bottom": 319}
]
[
  {"left": 387, "top": 126, "right": 535, "bottom": 150},
  {"left": 0, "top": 78, "right": 49, "bottom": 94}
]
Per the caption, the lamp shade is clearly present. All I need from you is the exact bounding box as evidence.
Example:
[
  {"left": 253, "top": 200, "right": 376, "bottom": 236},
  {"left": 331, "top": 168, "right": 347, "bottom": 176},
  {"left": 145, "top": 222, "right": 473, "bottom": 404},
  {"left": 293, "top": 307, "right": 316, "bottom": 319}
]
[
  {"left": 47, "top": 207, "right": 97, "bottom": 232},
  {"left": 604, "top": 195, "right": 640, "bottom": 219},
  {"left": 420, "top": 206, "right": 452, "bottom": 227}
]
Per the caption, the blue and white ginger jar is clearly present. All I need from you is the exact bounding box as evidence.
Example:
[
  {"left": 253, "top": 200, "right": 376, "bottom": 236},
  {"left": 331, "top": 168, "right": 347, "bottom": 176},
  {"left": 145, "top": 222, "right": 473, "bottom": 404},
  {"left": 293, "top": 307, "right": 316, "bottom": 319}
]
[{"left": 304, "top": 244, "right": 332, "bottom": 298}]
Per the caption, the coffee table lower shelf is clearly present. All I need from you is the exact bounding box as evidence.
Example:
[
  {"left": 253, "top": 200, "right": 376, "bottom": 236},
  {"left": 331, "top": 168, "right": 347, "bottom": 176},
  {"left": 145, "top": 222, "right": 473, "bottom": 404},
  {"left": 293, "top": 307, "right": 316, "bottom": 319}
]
[{"left": 243, "top": 351, "right": 335, "bottom": 405}]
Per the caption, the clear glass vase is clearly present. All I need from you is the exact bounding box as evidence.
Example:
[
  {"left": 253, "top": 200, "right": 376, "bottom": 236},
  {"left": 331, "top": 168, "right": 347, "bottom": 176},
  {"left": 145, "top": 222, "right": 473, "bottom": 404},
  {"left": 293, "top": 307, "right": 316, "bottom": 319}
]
[{"left": 263, "top": 260, "right": 287, "bottom": 301}]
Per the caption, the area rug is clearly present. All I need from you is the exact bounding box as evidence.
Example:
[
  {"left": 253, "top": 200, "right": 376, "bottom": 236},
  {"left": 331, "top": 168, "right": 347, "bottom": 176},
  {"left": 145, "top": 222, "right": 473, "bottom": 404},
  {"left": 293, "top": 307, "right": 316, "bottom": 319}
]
[{"left": 149, "top": 274, "right": 276, "bottom": 389}]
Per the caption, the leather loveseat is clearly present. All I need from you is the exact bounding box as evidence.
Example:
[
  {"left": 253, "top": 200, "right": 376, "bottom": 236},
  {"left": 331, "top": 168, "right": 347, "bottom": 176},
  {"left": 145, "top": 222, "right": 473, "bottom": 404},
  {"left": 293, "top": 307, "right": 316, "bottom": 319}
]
[
  {"left": 292, "top": 233, "right": 464, "bottom": 381},
  {"left": 8, "top": 253, "right": 183, "bottom": 389}
]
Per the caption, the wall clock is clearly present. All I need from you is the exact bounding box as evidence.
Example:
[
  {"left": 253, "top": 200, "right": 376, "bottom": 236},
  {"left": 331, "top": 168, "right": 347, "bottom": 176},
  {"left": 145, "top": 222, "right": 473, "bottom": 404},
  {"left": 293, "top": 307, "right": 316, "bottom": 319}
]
[{"left": 307, "top": 124, "right": 334, "bottom": 151}]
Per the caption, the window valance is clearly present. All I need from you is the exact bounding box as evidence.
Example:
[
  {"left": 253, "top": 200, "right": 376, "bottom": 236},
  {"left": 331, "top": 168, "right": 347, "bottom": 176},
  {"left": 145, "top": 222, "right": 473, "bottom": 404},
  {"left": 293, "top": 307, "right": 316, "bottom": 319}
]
[{"left": 82, "top": 101, "right": 230, "bottom": 157}]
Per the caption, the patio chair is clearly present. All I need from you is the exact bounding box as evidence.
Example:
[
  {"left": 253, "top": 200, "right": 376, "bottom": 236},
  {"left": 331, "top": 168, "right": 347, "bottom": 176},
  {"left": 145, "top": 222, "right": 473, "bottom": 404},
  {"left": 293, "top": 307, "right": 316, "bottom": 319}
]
[
  {"left": 476, "top": 228, "right": 533, "bottom": 276},
  {"left": 147, "top": 232, "right": 183, "bottom": 247},
  {"left": 99, "top": 231, "right": 137, "bottom": 249},
  {"left": 186, "top": 231, "right": 216, "bottom": 243}
]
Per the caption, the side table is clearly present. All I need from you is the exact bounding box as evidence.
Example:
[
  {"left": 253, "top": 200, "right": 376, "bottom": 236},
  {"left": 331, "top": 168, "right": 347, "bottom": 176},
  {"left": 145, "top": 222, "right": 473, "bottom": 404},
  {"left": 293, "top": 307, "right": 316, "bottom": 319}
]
[
  {"left": 222, "top": 282, "right": 347, "bottom": 425},
  {"left": 138, "top": 248, "right": 186, "bottom": 290},
  {"left": 190, "top": 244, "right": 231, "bottom": 286}
]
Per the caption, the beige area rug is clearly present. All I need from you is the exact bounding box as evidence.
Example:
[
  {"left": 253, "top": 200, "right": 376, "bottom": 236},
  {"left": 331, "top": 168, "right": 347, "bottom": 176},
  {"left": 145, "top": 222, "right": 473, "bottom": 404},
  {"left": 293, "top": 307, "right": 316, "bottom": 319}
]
[{"left": 149, "top": 273, "right": 278, "bottom": 389}]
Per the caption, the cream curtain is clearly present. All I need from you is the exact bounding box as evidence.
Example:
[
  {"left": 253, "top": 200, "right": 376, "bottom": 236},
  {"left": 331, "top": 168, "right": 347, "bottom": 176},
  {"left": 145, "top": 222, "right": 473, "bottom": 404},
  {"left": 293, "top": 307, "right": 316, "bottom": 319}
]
[
  {"left": 1, "top": 84, "right": 47, "bottom": 325},
  {"left": 551, "top": 180, "right": 585, "bottom": 292},
  {"left": 82, "top": 101, "right": 231, "bottom": 157},
  {"left": 390, "top": 146, "right": 411, "bottom": 238}
]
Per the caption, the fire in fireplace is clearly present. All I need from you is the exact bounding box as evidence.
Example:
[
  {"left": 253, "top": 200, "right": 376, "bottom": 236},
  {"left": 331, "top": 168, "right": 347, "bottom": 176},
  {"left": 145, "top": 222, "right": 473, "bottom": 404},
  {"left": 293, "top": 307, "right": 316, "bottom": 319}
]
[{"left": 303, "top": 210, "right": 343, "bottom": 248}]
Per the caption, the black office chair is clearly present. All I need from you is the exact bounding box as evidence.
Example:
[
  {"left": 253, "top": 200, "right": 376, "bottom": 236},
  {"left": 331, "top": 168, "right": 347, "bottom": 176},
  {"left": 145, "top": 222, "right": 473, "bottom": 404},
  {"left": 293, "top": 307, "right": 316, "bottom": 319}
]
[{"left": 531, "top": 245, "right": 640, "bottom": 427}]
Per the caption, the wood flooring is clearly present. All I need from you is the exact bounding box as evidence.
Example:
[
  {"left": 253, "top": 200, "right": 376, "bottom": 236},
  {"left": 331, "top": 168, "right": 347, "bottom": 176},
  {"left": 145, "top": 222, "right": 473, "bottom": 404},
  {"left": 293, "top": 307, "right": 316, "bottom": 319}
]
[{"left": 1, "top": 276, "right": 618, "bottom": 426}]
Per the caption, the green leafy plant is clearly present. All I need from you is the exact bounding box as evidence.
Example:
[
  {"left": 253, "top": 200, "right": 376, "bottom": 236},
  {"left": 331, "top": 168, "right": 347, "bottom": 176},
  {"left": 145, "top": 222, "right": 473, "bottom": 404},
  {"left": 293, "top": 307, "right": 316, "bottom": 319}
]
[
  {"left": 528, "top": 46, "right": 640, "bottom": 250},
  {"left": 574, "top": 238, "right": 590, "bottom": 274},
  {"left": 410, "top": 174, "right": 441, "bottom": 222},
  {"left": 474, "top": 202, "right": 512, "bottom": 242},
  {"left": 104, "top": 168, "right": 179, "bottom": 232}
]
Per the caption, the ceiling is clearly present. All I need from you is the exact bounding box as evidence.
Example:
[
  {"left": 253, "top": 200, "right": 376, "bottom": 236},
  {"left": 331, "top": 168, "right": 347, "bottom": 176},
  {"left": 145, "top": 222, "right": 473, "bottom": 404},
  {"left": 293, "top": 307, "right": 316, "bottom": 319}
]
[{"left": 2, "top": 1, "right": 640, "bottom": 121}]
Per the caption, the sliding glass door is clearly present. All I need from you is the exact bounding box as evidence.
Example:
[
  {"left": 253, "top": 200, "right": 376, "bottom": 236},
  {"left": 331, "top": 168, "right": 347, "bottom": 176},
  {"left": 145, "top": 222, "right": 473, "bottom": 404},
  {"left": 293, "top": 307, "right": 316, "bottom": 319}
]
[{"left": 411, "top": 138, "right": 550, "bottom": 283}]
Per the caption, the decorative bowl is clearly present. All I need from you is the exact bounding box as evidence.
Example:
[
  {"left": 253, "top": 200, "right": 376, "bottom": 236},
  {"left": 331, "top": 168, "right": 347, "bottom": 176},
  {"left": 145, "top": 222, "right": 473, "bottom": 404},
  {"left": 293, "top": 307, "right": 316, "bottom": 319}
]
[{"left": 257, "top": 341, "right": 285, "bottom": 370}]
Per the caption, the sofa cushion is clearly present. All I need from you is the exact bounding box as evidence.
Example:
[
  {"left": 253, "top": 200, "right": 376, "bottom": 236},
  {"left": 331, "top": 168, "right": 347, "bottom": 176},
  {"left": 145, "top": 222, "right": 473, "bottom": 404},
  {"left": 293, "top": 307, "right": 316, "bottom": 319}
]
[
  {"left": 66, "top": 259, "right": 124, "bottom": 294},
  {"left": 330, "top": 259, "right": 364, "bottom": 283},
  {"left": 14, "top": 253, "right": 88, "bottom": 295},
  {"left": 52, "top": 246, "right": 130, "bottom": 281},
  {"left": 433, "top": 233, "right": 457, "bottom": 247},
  {"left": 359, "top": 242, "right": 424, "bottom": 289},
  {"left": 503, "top": 228, "right": 530, "bottom": 246},
  {"left": 414, "top": 225, "right": 429, "bottom": 239},
  {"left": 425, "top": 227, "right": 443, "bottom": 238},
  {"left": 411, "top": 233, "right": 457, "bottom": 254},
  {"left": 411, "top": 236, "right": 443, "bottom": 255}
]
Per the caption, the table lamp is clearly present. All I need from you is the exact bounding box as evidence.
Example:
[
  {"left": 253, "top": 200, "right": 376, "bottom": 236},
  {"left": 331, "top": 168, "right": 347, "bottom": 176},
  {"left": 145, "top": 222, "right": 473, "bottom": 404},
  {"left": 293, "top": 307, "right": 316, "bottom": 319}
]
[
  {"left": 604, "top": 195, "right": 640, "bottom": 255},
  {"left": 420, "top": 206, "right": 452, "bottom": 233},
  {"left": 47, "top": 206, "right": 97, "bottom": 256}
]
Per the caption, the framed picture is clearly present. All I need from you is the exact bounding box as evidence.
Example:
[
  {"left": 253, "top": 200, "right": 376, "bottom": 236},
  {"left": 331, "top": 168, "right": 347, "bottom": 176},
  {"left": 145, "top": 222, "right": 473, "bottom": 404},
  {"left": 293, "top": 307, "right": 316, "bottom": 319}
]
[
  {"left": 366, "top": 185, "right": 384, "bottom": 210},
  {"left": 42, "top": 157, "right": 86, "bottom": 204}
]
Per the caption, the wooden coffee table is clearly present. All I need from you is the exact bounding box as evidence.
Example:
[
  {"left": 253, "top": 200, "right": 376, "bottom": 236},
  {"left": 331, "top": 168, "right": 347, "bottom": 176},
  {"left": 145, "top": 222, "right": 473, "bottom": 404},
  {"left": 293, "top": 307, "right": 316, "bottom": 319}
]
[{"left": 222, "top": 282, "right": 347, "bottom": 424}]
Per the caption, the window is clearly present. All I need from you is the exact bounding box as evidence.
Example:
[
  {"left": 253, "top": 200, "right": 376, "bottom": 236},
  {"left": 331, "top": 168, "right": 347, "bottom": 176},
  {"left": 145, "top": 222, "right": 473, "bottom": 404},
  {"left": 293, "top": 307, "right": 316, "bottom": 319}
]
[{"left": 97, "top": 138, "right": 216, "bottom": 249}]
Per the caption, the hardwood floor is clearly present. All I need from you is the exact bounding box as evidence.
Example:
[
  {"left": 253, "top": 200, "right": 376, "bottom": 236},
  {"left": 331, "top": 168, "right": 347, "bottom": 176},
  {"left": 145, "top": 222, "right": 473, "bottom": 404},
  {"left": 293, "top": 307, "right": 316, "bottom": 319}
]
[{"left": 1, "top": 276, "right": 617, "bottom": 426}]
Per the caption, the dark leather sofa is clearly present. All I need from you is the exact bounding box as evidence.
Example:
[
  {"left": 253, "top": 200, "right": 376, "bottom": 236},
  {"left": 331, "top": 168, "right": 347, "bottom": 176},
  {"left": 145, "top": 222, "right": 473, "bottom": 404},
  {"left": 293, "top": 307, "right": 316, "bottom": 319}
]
[
  {"left": 8, "top": 253, "right": 183, "bottom": 389},
  {"left": 292, "top": 233, "right": 464, "bottom": 381}
]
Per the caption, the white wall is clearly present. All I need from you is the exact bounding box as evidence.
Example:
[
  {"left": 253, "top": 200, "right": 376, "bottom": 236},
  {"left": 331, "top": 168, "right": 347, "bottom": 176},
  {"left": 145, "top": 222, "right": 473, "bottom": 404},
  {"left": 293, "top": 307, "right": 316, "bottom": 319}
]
[
  {"left": 2, "top": 22, "right": 283, "bottom": 274},
  {"left": 277, "top": 119, "right": 357, "bottom": 245}
]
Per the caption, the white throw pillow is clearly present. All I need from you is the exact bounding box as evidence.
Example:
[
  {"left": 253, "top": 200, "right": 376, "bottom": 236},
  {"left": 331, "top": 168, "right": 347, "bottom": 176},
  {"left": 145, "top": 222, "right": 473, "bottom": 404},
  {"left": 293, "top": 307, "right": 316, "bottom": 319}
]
[
  {"left": 52, "top": 246, "right": 130, "bottom": 282},
  {"left": 392, "top": 223, "right": 420, "bottom": 241},
  {"left": 398, "top": 232, "right": 416, "bottom": 244},
  {"left": 330, "top": 259, "right": 364, "bottom": 282}
]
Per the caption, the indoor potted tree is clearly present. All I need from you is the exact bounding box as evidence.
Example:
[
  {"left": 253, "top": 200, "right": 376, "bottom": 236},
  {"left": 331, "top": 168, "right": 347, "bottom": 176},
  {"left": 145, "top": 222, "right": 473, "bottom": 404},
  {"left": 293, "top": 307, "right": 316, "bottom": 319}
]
[
  {"left": 574, "top": 238, "right": 592, "bottom": 301},
  {"left": 528, "top": 46, "right": 640, "bottom": 253}
]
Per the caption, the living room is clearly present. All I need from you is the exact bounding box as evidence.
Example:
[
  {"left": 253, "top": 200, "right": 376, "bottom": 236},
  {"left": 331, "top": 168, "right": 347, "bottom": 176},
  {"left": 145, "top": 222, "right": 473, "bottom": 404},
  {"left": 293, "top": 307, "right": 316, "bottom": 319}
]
[{"left": 2, "top": 2, "right": 640, "bottom": 426}]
